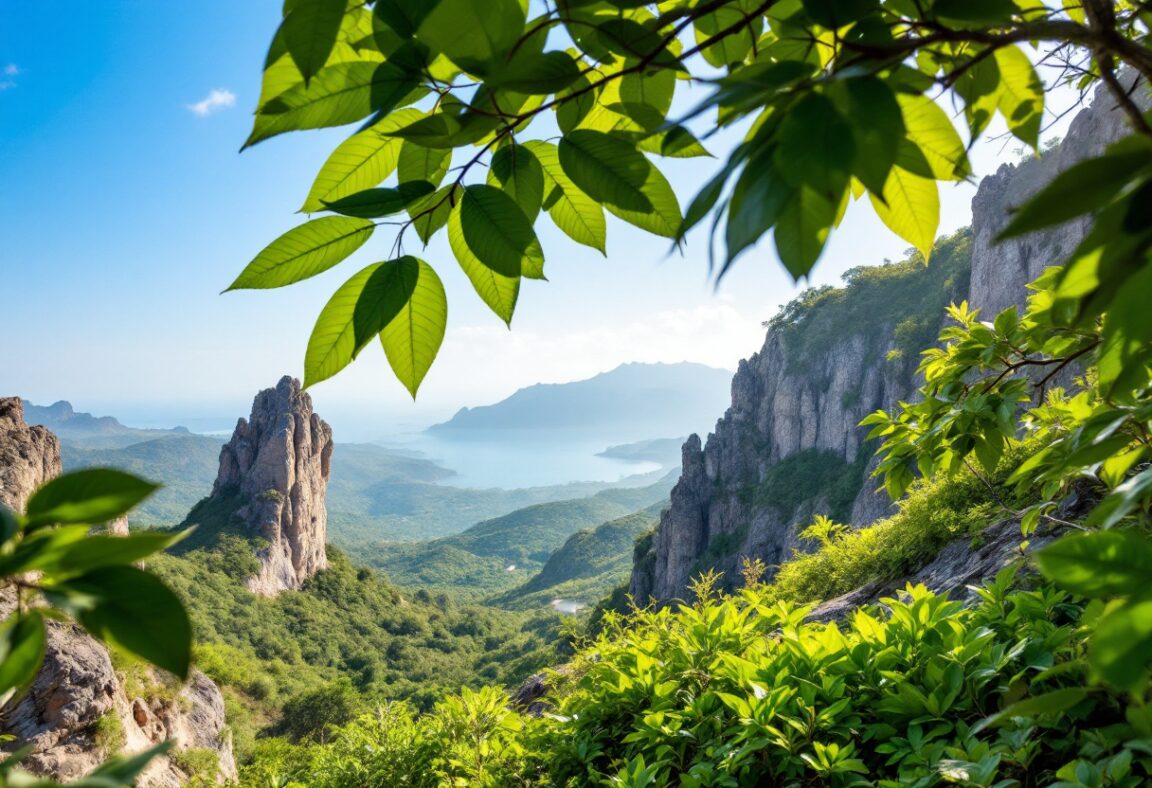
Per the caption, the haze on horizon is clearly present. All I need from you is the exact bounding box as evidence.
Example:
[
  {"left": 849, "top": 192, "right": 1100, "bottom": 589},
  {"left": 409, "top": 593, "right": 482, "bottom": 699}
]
[{"left": 0, "top": 2, "right": 1075, "bottom": 438}]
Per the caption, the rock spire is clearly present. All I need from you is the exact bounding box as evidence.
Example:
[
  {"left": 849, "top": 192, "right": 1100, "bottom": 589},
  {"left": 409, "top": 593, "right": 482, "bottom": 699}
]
[{"left": 214, "top": 376, "right": 334, "bottom": 596}]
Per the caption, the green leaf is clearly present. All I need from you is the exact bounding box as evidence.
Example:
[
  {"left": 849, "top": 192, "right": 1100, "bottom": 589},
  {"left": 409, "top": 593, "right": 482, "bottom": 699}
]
[
  {"left": 455, "top": 184, "right": 544, "bottom": 280},
  {"left": 774, "top": 93, "right": 855, "bottom": 198},
  {"left": 525, "top": 140, "right": 607, "bottom": 253},
  {"left": 301, "top": 107, "right": 421, "bottom": 212},
  {"left": 972, "top": 687, "right": 1089, "bottom": 733},
  {"left": 86, "top": 742, "right": 173, "bottom": 783},
  {"left": 228, "top": 216, "right": 375, "bottom": 290},
  {"left": 378, "top": 258, "right": 448, "bottom": 397},
  {"left": 408, "top": 184, "right": 458, "bottom": 245},
  {"left": 69, "top": 566, "right": 192, "bottom": 679},
  {"left": 0, "top": 526, "right": 89, "bottom": 577},
  {"left": 25, "top": 470, "right": 158, "bottom": 529},
  {"left": 694, "top": 0, "right": 764, "bottom": 68},
  {"left": 282, "top": 0, "right": 346, "bottom": 86},
  {"left": 489, "top": 51, "right": 581, "bottom": 94},
  {"left": 559, "top": 130, "right": 680, "bottom": 237},
  {"left": 0, "top": 613, "right": 46, "bottom": 698},
  {"left": 594, "top": 19, "right": 678, "bottom": 67},
  {"left": 488, "top": 144, "right": 545, "bottom": 222},
  {"left": 416, "top": 0, "right": 525, "bottom": 72},
  {"left": 373, "top": 0, "right": 434, "bottom": 39},
  {"left": 556, "top": 72, "right": 597, "bottom": 133},
  {"left": 835, "top": 77, "right": 904, "bottom": 196},
  {"left": 56, "top": 530, "right": 191, "bottom": 575},
  {"left": 1036, "top": 531, "right": 1152, "bottom": 597},
  {"left": 305, "top": 260, "right": 417, "bottom": 386},
  {"left": 448, "top": 201, "right": 521, "bottom": 324},
  {"left": 774, "top": 187, "right": 838, "bottom": 278},
  {"left": 724, "top": 152, "right": 796, "bottom": 272},
  {"left": 0, "top": 505, "right": 18, "bottom": 544},
  {"left": 619, "top": 69, "right": 675, "bottom": 120},
  {"left": 397, "top": 140, "right": 452, "bottom": 187},
  {"left": 245, "top": 61, "right": 420, "bottom": 148},
  {"left": 1097, "top": 264, "right": 1152, "bottom": 397},
  {"left": 933, "top": 0, "right": 1018, "bottom": 23},
  {"left": 1091, "top": 596, "right": 1152, "bottom": 690},
  {"left": 993, "top": 45, "right": 1044, "bottom": 148},
  {"left": 898, "top": 94, "right": 969, "bottom": 181},
  {"left": 638, "top": 126, "right": 710, "bottom": 159},
  {"left": 998, "top": 149, "right": 1152, "bottom": 239},
  {"left": 802, "top": 0, "right": 879, "bottom": 28},
  {"left": 559, "top": 130, "right": 653, "bottom": 212},
  {"left": 322, "top": 181, "right": 435, "bottom": 218},
  {"left": 869, "top": 166, "right": 939, "bottom": 261}
]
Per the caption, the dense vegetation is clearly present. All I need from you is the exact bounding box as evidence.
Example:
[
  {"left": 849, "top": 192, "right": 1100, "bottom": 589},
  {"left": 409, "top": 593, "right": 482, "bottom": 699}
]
[
  {"left": 248, "top": 553, "right": 1148, "bottom": 786},
  {"left": 61, "top": 434, "right": 224, "bottom": 526},
  {"left": 151, "top": 496, "right": 565, "bottom": 758},
  {"left": 365, "top": 479, "right": 673, "bottom": 596},
  {"left": 493, "top": 507, "right": 661, "bottom": 610},
  {"left": 766, "top": 230, "right": 971, "bottom": 373}
]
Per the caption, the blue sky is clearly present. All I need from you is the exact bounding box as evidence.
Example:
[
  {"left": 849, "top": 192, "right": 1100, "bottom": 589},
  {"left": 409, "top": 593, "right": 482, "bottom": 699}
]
[{"left": 0, "top": 2, "right": 1036, "bottom": 439}]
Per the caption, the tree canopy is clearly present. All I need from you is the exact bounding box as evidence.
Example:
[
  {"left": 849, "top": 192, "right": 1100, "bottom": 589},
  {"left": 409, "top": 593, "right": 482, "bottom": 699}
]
[{"left": 232, "top": 0, "right": 1150, "bottom": 397}]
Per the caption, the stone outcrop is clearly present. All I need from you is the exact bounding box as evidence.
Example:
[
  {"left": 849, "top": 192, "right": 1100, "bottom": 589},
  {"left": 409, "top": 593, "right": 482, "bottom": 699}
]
[
  {"left": 969, "top": 75, "right": 1149, "bottom": 316},
  {"left": 213, "top": 376, "right": 333, "bottom": 596},
  {"left": 0, "top": 398, "right": 62, "bottom": 513},
  {"left": 631, "top": 79, "right": 1144, "bottom": 604},
  {"left": 0, "top": 397, "right": 237, "bottom": 785}
]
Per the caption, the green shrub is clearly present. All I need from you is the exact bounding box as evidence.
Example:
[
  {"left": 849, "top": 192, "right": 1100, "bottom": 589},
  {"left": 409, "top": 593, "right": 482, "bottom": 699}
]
[
  {"left": 91, "top": 711, "right": 125, "bottom": 754},
  {"left": 269, "top": 572, "right": 1151, "bottom": 786},
  {"left": 170, "top": 747, "right": 219, "bottom": 782},
  {"left": 765, "top": 458, "right": 1008, "bottom": 604}
]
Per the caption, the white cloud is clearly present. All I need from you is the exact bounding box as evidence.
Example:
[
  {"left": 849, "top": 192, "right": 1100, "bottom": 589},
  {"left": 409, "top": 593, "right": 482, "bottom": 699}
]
[
  {"left": 0, "top": 63, "right": 18, "bottom": 91},
  {"left": 187, "top": 88, "right": 236, "bottom": 117}
]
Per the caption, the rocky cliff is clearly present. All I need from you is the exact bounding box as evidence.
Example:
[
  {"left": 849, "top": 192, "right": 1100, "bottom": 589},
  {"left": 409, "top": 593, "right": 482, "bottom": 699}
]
[
  {"left": 631, "top": 81, "right": 1141, "bottom": 603},
  {"left": 213, "top": 376, "right": 334, "bottom": 596},
  {"left": 0, "top": 398, "right": 237, "bottom": 785},
  {"left": 0, "top": 398, "right": 62, "bottom": 513}
]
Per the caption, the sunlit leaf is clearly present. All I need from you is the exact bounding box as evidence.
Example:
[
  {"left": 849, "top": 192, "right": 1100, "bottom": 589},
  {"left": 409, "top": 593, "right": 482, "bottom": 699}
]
[
  {"left": 25, "top": 470, "right": 158, "bottom": 529},
  {"left": 229, "top": 216, "right": 375, "bottom": 290},
  {"left": 869, "top": 166, "right": 939, "bottom": 261}
]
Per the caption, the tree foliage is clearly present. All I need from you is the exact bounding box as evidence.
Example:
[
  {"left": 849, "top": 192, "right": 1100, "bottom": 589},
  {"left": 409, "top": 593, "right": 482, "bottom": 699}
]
[
  {"left": 235, "top": 0, "right": 1152, "bottom": 397},
  {"left": 0, "top": 471, "right": 193, "bottom": 785}
]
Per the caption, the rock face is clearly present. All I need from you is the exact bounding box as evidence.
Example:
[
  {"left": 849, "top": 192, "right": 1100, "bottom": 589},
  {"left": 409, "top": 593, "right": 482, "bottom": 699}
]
[
  {"left": 213, "top": 376, "right": 334, "bottom": 596},
  {"left": 969, "top": 76, "right": 1149, "bottom": 316},
  {"left": 0, "top": 397, "right": 237, "bottom": 784},
  {"left": 631, "top": 80, "right": 1142, "bottom": 604},
  {"left": 0, "top": 398, "right": 62, "bottom": 513}
]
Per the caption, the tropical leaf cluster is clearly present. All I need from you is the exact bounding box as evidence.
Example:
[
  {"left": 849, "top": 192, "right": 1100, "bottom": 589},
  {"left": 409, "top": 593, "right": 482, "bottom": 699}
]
[
  {"left": 0, "top": 470, "right": 193, "bottom": 786},
  {"left": 228, "top": 0, "right": 1152, "bottom": 396},
  {"left": 245, "top": 570, "right": 1152, "bottom": 786}
]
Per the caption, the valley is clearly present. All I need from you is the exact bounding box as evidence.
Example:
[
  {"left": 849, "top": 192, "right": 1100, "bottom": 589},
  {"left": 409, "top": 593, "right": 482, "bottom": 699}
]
[{"left": 4, "top": 3, "right": 1151, "bottom": 786}]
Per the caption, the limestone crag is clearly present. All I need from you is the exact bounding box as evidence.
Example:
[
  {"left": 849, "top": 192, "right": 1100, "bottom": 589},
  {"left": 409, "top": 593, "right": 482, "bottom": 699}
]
[
  {"left": 0, "top": 397, "right": 236, "bottom": 784},
  {"left": 0, "top": 398, "right": 62, "bottom": 513},
  {"left": 1, "top": 621, "right": 236, "bottom": 786},
  {"left": 214, "top": 376, "right": 333, "bottom": 596},
  {"left": 969, "top": 76, "right": 1150, "bottom": 316},
  {"left": 631, "top": 79, "right": 1144, "bottom": 604}
]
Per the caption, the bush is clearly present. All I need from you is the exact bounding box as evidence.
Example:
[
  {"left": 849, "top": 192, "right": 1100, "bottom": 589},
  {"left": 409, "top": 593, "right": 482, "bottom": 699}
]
[{"left": 267, "top": 572, "right": 1152, "bottom": 786}]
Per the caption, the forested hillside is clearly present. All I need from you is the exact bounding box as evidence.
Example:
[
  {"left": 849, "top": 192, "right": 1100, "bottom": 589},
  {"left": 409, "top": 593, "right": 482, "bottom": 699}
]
[{"left": 5, "top": 0, "right": 1152, "bottom": 786}]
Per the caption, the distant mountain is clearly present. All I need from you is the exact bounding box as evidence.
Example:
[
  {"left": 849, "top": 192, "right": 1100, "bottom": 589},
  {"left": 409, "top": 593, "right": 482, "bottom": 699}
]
[
  {"left": 427, "top": 363, "right": 733, "bottom": 442},
  {"left": 22, "top": 399, "right": 192, "bottom": 449}
]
